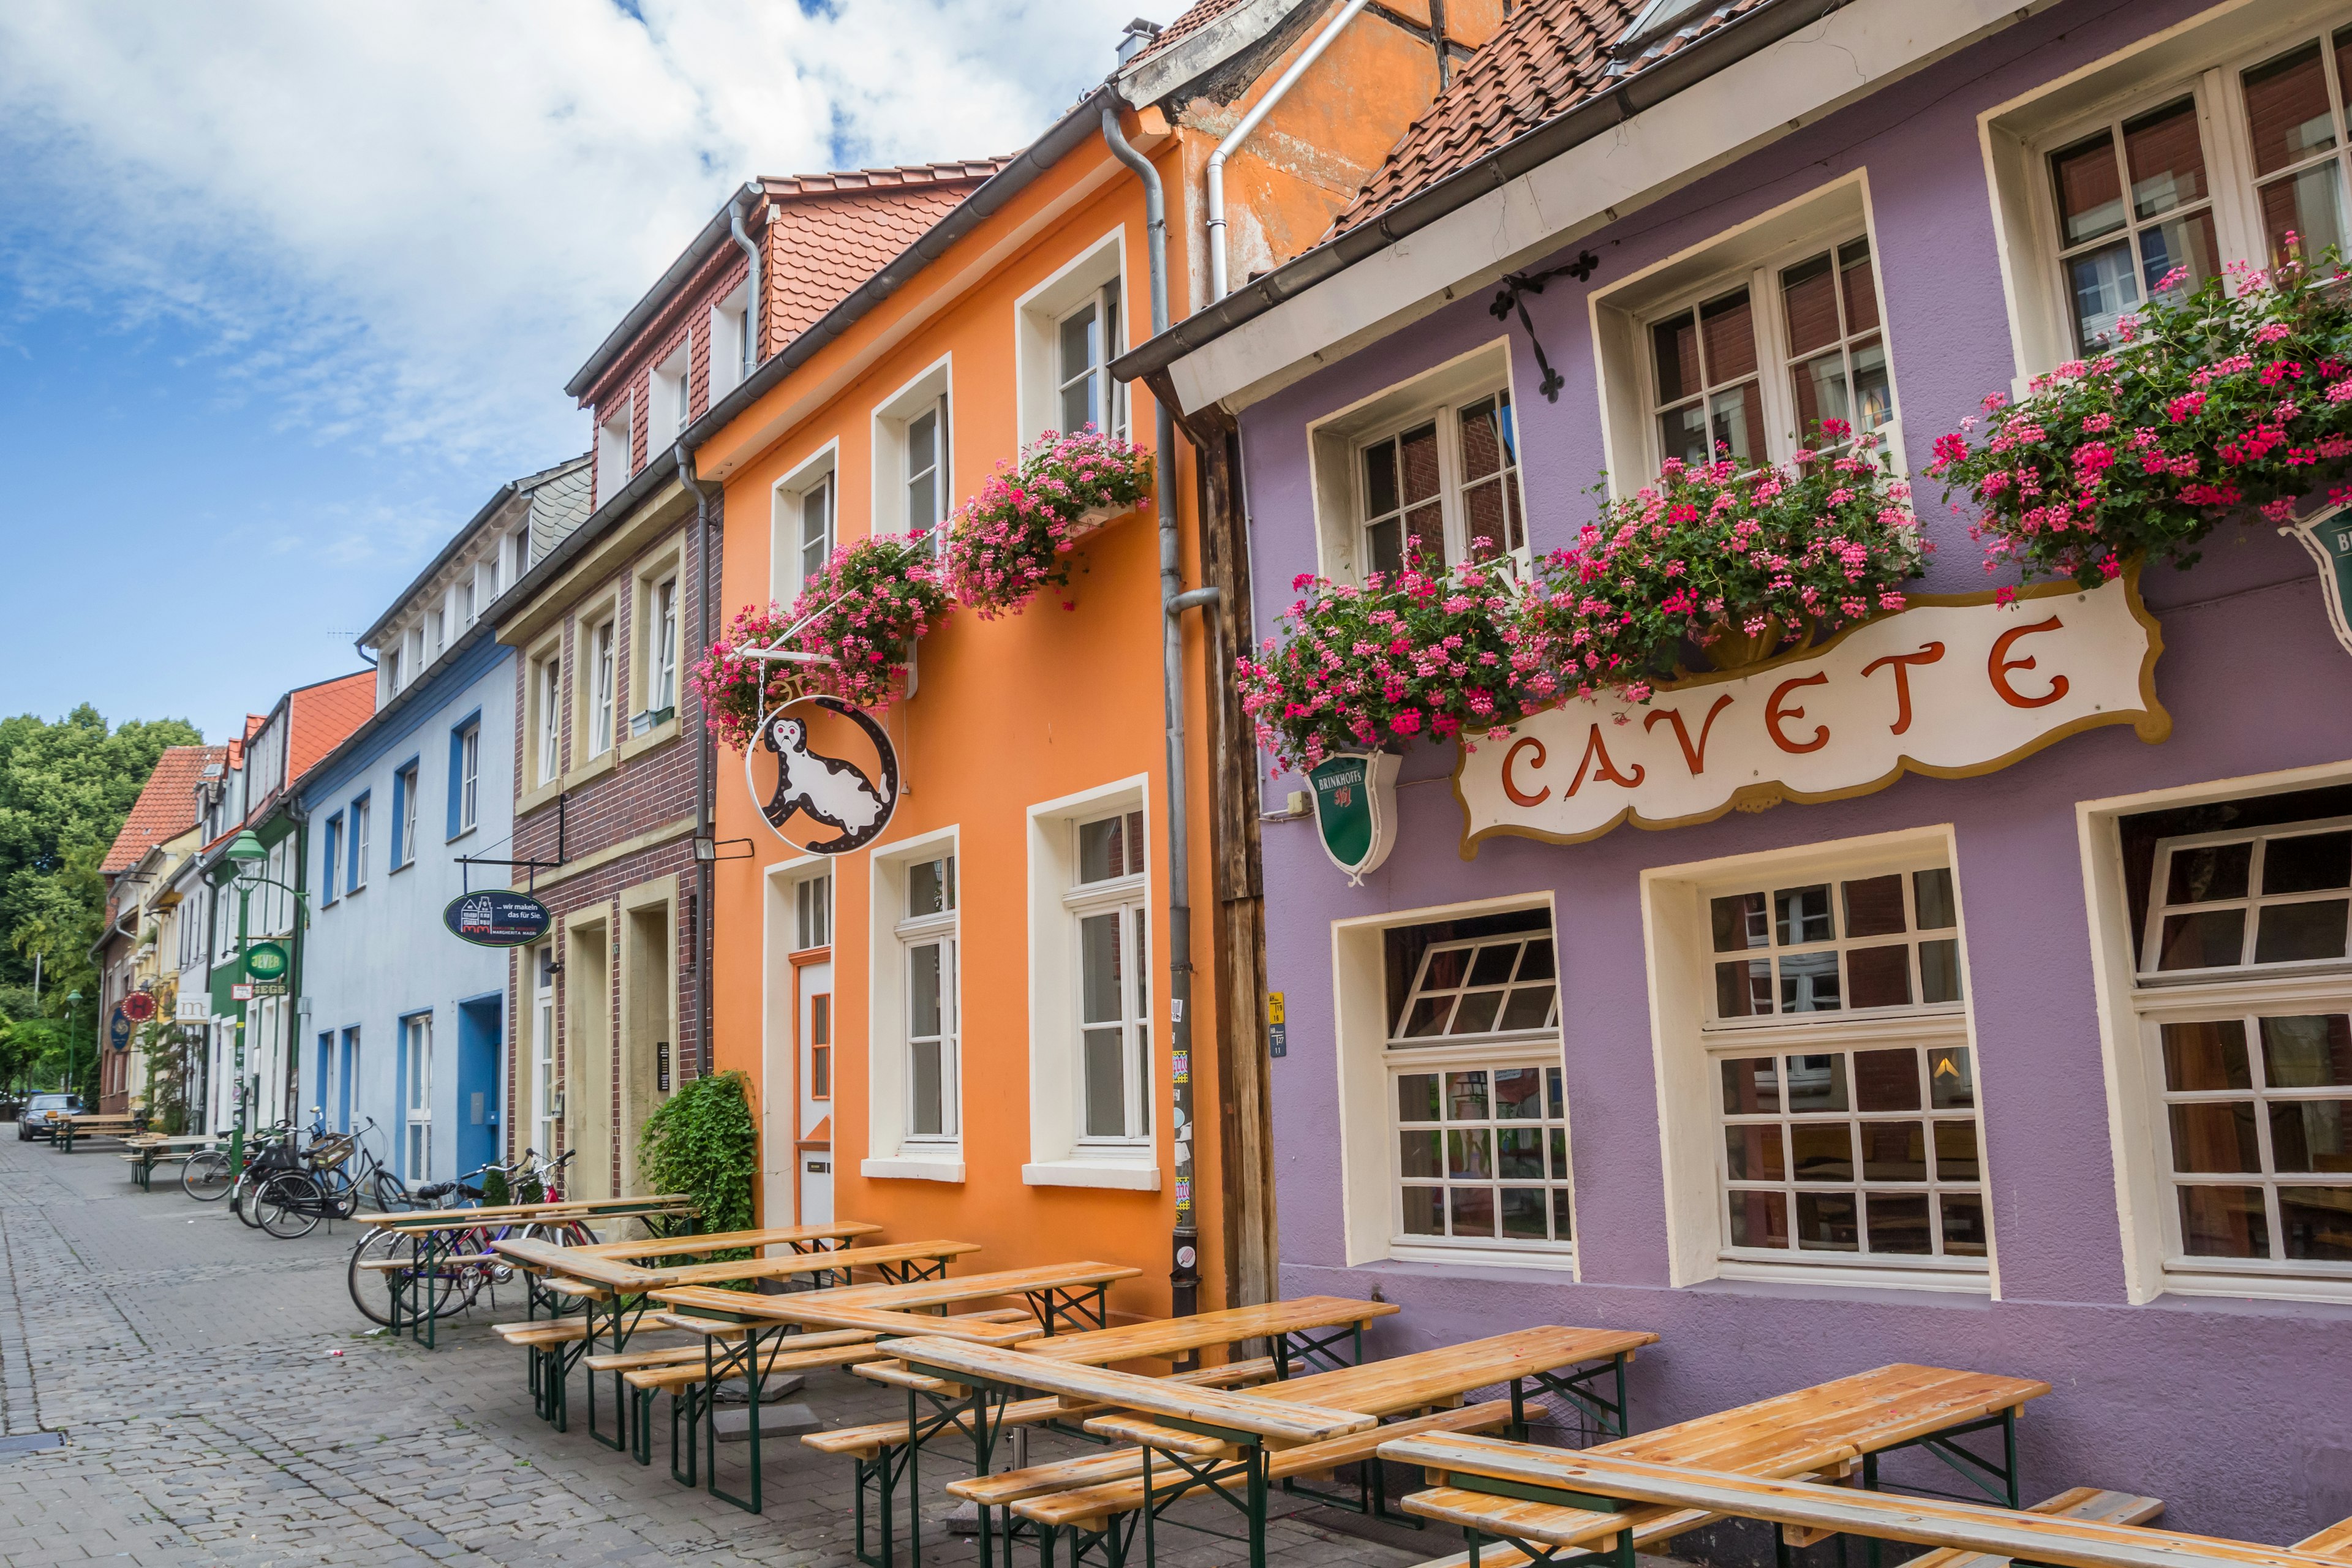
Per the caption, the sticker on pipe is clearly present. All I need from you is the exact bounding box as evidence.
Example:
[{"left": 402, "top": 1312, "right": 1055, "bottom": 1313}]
[{"left": 745, "top": 694, "right": 900, "bottom": 855}]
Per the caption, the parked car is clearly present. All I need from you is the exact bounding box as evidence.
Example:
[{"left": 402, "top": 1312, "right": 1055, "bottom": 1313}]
[{"left": 17, "top": 1093, "right": 82, "bottom": 1141}]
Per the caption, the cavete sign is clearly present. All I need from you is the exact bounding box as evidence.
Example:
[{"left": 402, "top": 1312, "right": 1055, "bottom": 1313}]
[{"left": 1456, "top": 575, "right": 2168, "bottom": 853}]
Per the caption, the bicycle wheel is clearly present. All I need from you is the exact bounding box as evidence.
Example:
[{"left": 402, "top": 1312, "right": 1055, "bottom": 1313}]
[
  {"left": 256, "top": 1172, "right": 322, "bottom": 1238},
  {"left": 369, "top": 1171, "right": 413, "bottom": 1213},
  {"left": 181, "top": 1150, "right": 232, "bottom": 1200},
  {"left": 347, "top": 1226, "right": 410, "bottom": 1325},
  {"left": 314, "top": 1166, "right": 359, "bottom": 1221},
  {"left": 232, "top": 1174, "right": 267, "bottom": 1227}
]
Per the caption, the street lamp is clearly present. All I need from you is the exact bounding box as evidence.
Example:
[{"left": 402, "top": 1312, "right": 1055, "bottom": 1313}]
[
  {"left": 64, "top": 990, "right": 81, "bottom": 1098},
  {"left": 220, "top": 830, "right": 293, "bottom": 1183}
]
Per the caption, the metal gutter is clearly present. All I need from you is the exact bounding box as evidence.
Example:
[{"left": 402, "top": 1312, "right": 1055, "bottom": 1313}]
[
  {"left": 290, "top": 621, "right": 504, "bottom": 801},
  {"left": 1109, "top": 0, "right": 1845, "bottom": 391},
  {"left": 566, "top": 203, "right": 744, "bottom": 399}
]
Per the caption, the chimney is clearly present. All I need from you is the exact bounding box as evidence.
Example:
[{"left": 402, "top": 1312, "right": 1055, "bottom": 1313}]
[{"left": 1117, "top": 17, "right": 1162, "bottom": 63}]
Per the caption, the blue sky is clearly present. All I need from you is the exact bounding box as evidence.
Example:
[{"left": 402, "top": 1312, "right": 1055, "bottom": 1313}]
[{"left": 0, "top": 0, "right": 1140, "bottom": 742}]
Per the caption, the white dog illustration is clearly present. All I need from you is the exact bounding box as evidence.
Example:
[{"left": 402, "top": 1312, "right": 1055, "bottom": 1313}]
[{"left": 763, "top": 715, "right": 892, "bottom": 841}]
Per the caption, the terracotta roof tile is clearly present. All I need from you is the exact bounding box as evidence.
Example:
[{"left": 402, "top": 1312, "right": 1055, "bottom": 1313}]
[
  {"left": 285, "top": 672, "right": 379, "bottom": 785},
  {"left": 102, "top": 745, "right": 227, "bottom": 876},
  {"left": 760, "top": 162, "right": 1008, "bottom": 199},
  {"left": 765, "top": 181, "right": 997, "bottom": 344},
  {"left": 1328, "top": 0, "right": 1766, "bottom": 239},
  {"left": 1120, "top": 0, "right": 1254, "bottom": 70}
]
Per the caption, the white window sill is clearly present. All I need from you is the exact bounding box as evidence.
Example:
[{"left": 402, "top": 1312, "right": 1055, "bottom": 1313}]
[
  {"left": 1715, "top": 1256, "right": 1991, "bottom": 1295},
  {"left": 1387, "top": 1240, "right": 1576, "bottom": 1273},
  {"left": 1023, "top": 1158, "right": 1161, "bottom": 1191},
  {"left": 861, "top": 1155, "right": 963, "bottom": 1183},
  {"left": 2158, "top": 1266, "right": 2352, "bottom": 1308}
]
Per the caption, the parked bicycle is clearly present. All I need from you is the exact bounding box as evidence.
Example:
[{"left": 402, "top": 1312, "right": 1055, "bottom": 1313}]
[{"left": 344, "top": 1148, "right": 588, "bottom": 1324}]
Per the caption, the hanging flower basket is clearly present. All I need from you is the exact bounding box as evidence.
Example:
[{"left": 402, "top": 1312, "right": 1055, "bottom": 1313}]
[
  {"left": 691, "top": 534, "right": 950, "bottom": 750},
  {"left": 1518, "top": 427, "right": 1925, "bottom": 703},
  {"left": 944, "top": 428, "right": 1155, "bottom": 618},
  {"left": 1929, "top": 246, "right": 2352, "bottom": 594}
]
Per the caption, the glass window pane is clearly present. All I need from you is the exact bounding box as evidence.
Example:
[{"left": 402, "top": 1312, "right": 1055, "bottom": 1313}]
[
  {"left": 908, "top": 944, "right": 942, "bottom": 1036},
  {"left": 1084, "top": 1031, "right": 1126, "bottom": 1137},
  {"left": 1517, "top": 938, "right": 1556, "bottom": 981},
  {"left": 1775, "top": 885, "right": 1835, "bottom": 945},
  {"left": 1446, "top": 1071, "right": 1490, "bottom": 1120},
  {"left": 1499, "top": 987, "right": 1555, "bottom": 1030},
  {"left": 1401, "top": 1186, "right": 1444, "bottom": 1235},
  {"left": 908, "top": 858, "right": 952, "bottom": 917},
  {"left": 2265, "top": 832, "right": 2352, "bottom": 894},
  {"left": 1930, "top": 1047, "right": 1977, "bottom": 1109},
  {"left": 2269, "top": 1100, "right": 2352, "bottom": 1173},
  {"left": 1421, "top": 946, "right": 1468, "bottom": 994},
  {"left": 2168, "top": 842, "right": 2252, "bottom": 904},
  {"left": 1698, "top": 288, "right": 1758, "bottom": 382},
  {"left": 1463, "top": 477, "right": 1515, "bottom": 559},
  {"left": 1779, "top": 952, "right": 1842, "bottom": 1013},
  {"left": 1080, "top": 912, "right": 1123, "bottom": 1024},
  {"left": 2066, "top": 239, "right": 2139, "bottom": 350},
  {"left": 1450, "top": 991, "right": 1504, "bottom": 1035},
  {"left": 1780, "top": 251, "right": 1841, "bottom": 355},
  {"left": 1843, "top": 875, "right": 1907, "bottom": 938},
  {"left": 1861, "top": 1121, "right": 1928, "bottom": 1182},
  {"left": 1839, "top": 239, "right": 1879, "bottom": 333},
  {"left": 1550, "top": 1126, "right": 1569, "bottom": 1180},
  {"left": 1920, "top": 938, "right": 1964, "bottom": 1005},
  {"left": 1396, "top": 1072, "right": 1441, "bottom": 1123},
  {"left": 1500, "top": 1187, "right": 1550, "bottom": 1239},
  {"left": 1458, "top": 396, "right": 1506, "bottom": 481},
  {"left": 2052, "top": 130, "right": 2127, "bottom": 245},
  {"left": 1493, "top": 1068, "right": 1545, "bottom": 1118},
  {"left": 1847, "top": 944, "right": 1912, "bottom": 1009},
  {"left": 1660, "top": 401, "right": 1711, "bottom": 468},
  {"left": 1796, "top": 1191, "right": 1860, "bottom": 1251},
  {"left": 2260, "top": 1014, "right": 2352, "bottom": 1088},
  {"left": 1855, "top": 1049, "right": 1921, "bottom": 1112},
  {"left": 1398, "top": 1129, "right": 1442, "bottom": 1178},
  {"left": 1787, "top": 1054, "right": 1850, "bottom": 1113},
  {"left": 1721, "top": 1056, "right": 1781, "bottom": 1115},
  {"left": 1792, "top": 350, "right": 1850, "bottom": 447},
  {"left": 1711, "top": 892, "right": 1769, "bottom": 952},
  {"left": 1078, "top": 816, "right": 1123, "bottom": 883},
  {"left": 2139, "top": 208, "right": 2218, "bottom": 300},
  {"left": 2167, "top": 1102, "right": 2261, "bottom": 1173},
  {"left": 1449, "top": 1185, "right": 1496, "bottom": 1237},
  {"left": 1403, "top": 996, "right": 1453, "bottom": 1038},
  {"left": 910, "top": 1040, "right": 942, "bottom": 1136},
  {"left": 1728, "top": 1189, "right": 1789, "bottom": 1249},
  {"left": 2244, "top": 43, "right": 2339, "bottom": 176},
  {"left": 1725, "top": 1125, "right": 1786, "bottom": 1182},
  {"left": 1366, "top": 518, "right": 1401, "bottom": 581},
  {"left": 2259, "top": 164, "right": 2346, "bottom": 266},
  {"left": 2255, "top": 900, "right": 2350, "bottom": 963},
  {"left": 1498, "top": 1127, "right": 1547, "bottom": 1180},
  {"left": 1552, "top": 1189, "right": 1575, "bottom": 1242},
  {"left": 2179, "top": 1185, "right": 2269, "bottom": 1258},
  {"left": 2279, "top": 1187, "right": 2352, "bottom": 1261},
  {"left": 1716, "top": 959, "right": 1773, "bottom": 1019},
  {"left": 1866, "top": 1192, "right": 1933, "bottom": 1254},
  {"left": 2158, "top": 909, "right": 2245, "bottom": 970},
  {"left": 1548, "top": 1067, "right": 1564, "bottom": 1118},
  {"left": 1708, "top": 382, "right": 1767, "bottom": 467},
  {"left": 1469, "top": 944, "right": 1519, "bottom": 987},
  {"left": 1939, "top": 1193, "right": 1989, "bottom": 1257},
  {"left": 1364, "top": 440, "right": 1400, "bottom": 518},
  {"left": 1934, "top": 1120, "right": 1981, "bottom": 1183},
  {"left": 1447, "top": 1128, "right": 1493, "bottom": 1178},
  {"left": 1400, "top": 422, "right": 1442, "bottom": 503},
  {"left": 1791, "top": 1122, "right": 1853, "bottom": 1182},
  {"left": 1652, "top": 311, "right": 1700, "bottom": 404},
  {"left": 2162, "top": 1019, "right": 2252, "bottom": 1091},
  {"left": 2123, "top": 99, "right": 2209, "bottom": 219}
]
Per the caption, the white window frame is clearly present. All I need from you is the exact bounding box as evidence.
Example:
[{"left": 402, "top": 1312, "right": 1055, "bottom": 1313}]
[
  {"left": 458, "top": 723, "right": 480, "bottom": 834},
  {"left": 1015, "top": 229, "right": 1127, "bottom": 444},
  {"left": 1024, "top": 778, "right": 1159, "bottom": 1189},
  {"left": 532, "top": 943, "right": 557, "bottom": 1161},
  {"left": 865, "top": 829, "right": 963, "bottom": 1182},
  {"left": 648, "top": 336, "right": 690, "bottom": 451},
  {"left": 771, "top": 445, "right": 839, "bottom": 606},
  {"left": 1642, "top": 827, "right": 1994, "bottom": 1294},
  {"left": 530, "top": 646, "right": 563, "bottom": 788},
  {"left": 349, "top": 797, "right": 371, "bottom": 893},
  {"left": 1983, "top": 0, "right": 2352, "bottom": 381},
  {"left": 872, "top": 356, "right": 954, "bottom": 547},
  {"left": 709, "top": 284, "right": 750, "bottom": 401},
  {"left": 796, "top": 870, "right": 833, "bottom": 952},
  {"left": 396, "top": 762, "right": 419, "bottom": 870},
  {"left": 586, "top": 614, "right": 617, "bottom": 759},
  {"left": 652, "top": 575, "right": 679, "bottom": 714},
  {"left": 1306, "top": 341, "right": 1530, "bottom": 585},
  {"left": 402, "top": 1010, "right": 432, "bottom": 1181},
  {"left": 596, "top": 394, "right": 633, "bottom": 501},
  {"left": 631, "top": 554, "right": 683, "bottom": 733},
  {"left": 1347, "top": 386, "right": 1529, "bottom": 581}
]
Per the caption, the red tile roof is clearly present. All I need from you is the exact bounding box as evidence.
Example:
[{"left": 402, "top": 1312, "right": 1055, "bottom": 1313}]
[
  {"left": 764, "top": 174, "right": 1006, "bottom": 346},
  {"left": 102, "top": 745, "right": 227, "bottom": 876},
  {"left": 1121, "top": 0, "right": 1254, "bottom": 70},
  {"left": 285, "top": 672, "right": 378, "bottom": 785},
  {"left": 1328, "top": 0, "right": 1765, "bottom": 239}
]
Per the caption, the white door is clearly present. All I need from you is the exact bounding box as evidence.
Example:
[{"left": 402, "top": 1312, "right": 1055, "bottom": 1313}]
[{"left": 800, "top": 959, "right": 833, "bottom": 1225}]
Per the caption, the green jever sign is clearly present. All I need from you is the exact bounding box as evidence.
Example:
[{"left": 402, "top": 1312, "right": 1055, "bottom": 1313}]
[
  {"left": 2297, "top": 511, "right": 2352, "bottom": 658},
  {"left": 243, "top": 940, "right": 290, "bottom": 982},
  {"left": 1308, "top": 751, "right": 1401, "bottom": 884}
]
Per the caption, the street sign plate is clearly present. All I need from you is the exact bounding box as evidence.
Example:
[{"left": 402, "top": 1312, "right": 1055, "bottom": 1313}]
[
  {"left": 443, "top": 890, "right": 553, "bottom": 948},
  {"left": 230, "top": 982, "right": 254, "bottom": 1002}
]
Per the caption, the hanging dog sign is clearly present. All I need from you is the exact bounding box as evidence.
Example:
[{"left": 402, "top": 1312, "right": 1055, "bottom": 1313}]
[
  {"left": 2287, "top": 508, "right": 2352, "bottom": 657},
  {"left": 1308, "top": 751, "right": 1400, "bottom": 884},
  {"left": 745, "top": 693, "right": 901, "bottom": 855}
]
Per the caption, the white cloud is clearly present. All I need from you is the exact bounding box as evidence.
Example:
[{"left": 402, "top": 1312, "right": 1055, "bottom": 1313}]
[{"left": 0, "top": 0, "right": 1144, "bottom": 471}]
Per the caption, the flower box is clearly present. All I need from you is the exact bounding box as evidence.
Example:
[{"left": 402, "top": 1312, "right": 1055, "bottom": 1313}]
[{"left": 946, "top": 429, "right": 1155, "bottom": 617}]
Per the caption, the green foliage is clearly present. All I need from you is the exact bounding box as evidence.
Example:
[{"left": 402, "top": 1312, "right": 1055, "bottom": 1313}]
[
  {"left": 480, "top": 1165, "right": 512, "bottom": 1208},
  {"left": 138, "top": 1019, "right": 189, "bottom": 1133},
  {"left": 637, "top": 1071, "right": 758, "bottom": 1248}
]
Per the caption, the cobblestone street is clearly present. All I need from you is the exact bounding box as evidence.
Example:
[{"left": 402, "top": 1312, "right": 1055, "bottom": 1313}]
[{"left": 0, "top": 1137, "right": 1427, "bottom": 1568}]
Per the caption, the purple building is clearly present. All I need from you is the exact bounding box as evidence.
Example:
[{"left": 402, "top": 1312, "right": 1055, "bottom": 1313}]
[{"left": 1120, "top": 0, "right": 2352, "bottom": 1545}]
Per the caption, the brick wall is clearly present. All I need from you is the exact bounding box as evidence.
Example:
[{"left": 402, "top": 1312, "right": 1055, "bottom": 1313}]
[{"left": 584, "top": 242, "right": 750, "bottom": 513}]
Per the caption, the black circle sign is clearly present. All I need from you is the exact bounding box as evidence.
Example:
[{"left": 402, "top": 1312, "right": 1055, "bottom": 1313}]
[
  {"left": 747, "top": 694, "right": 901, "bottom": 856},
  {"left": 443, "top": 890, "right": 554, "bottom": 948}
]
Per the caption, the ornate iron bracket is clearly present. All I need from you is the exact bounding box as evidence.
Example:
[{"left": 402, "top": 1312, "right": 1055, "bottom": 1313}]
[{"left": 1489, "top": 250, "right": 1599, "bottom": 402}]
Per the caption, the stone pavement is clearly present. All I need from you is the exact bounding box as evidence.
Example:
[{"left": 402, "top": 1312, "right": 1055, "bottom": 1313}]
[{"left": 0, "top": 1133, "right": 1434, "bottom": 1568}]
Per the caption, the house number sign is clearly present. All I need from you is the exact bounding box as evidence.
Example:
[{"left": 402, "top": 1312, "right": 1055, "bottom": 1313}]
[{"left": 1456, "top": 574, "right": 2169, "bottom": 854}]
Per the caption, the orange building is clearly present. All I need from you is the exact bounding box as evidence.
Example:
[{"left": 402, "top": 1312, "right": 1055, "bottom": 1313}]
[{"left": 674, "top": 0, "right": 1494, "bottom": 1321}]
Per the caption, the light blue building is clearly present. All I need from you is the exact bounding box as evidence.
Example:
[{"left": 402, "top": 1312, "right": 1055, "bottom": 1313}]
[{"left": 298, "top": 458, "right": 589, "bottom": 1184}]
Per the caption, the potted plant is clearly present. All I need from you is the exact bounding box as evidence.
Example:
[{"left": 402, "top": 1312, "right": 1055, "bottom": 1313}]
[
  {"left": 944, "top": 428, "right": 1154, "bottom": 617},
  {"left": 1523, "top": 425, "right": 1925, "bottom": 703},
  {"left": 1929, "top": 249, "right": 2352, "bottom": 593},
  {"left": 692, "top": 534, "right": 950, "bottom": 749}
]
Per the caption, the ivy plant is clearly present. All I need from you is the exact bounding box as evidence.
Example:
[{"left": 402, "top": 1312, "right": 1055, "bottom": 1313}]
[{"left": 638, "top": 1069, "right": 759, "bottom": 1259}]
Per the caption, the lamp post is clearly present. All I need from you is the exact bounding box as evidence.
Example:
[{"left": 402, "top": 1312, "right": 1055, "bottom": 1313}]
[
  {"left": 64, "top": 990, "right": 81, "bottom": 1098},
  {"left": 221, "top": 829, "right": 296, "bottom": 1180}
]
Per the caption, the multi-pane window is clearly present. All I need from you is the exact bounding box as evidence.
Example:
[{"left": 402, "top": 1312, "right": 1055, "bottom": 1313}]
[
  {"left": 1358, "top": 391, "right": 1527, "bottom": 579},
  {"left": 458, "top": 723, "right": 479, "bottom": 832},
  {"left": 2049, "top": 99, "right": 2220, "bottom": 350},
  {"left": 322, "top": 816, "right": 342, "bottom": 903},
  {"left": 795, "top": 872, "right": 833, "bottom": 951},
  {"left": 402, "top": 1012, "right": 432, "bottom": 1180},
  {"left": 1718, "top": 1044, "right": 1986, "bottom": 1260},
  {"left": 651, "top": 577, "right": 679, "bottom": 714},
  {"left": 589, "top": 619, "right": 616, "bottom": 757},
  {"left": 900, "top": 854, "right": 958, "bottom": 1140},
  {"left": 459, "top": 579, "right": 476, "bottom": 628},
  {"left": 2143, "top": 822, "right": 2352, "bottom": 974},
  {"left": 1058, "top": 281, "right": 1124, "bottom": 437},
  {"left": 533, "top": 944, "right": 557, "bottom": 1158},
  {"left": 907, "top": 399, "right": 948, "bottom": 540},
  {"left": 534, "top": 657, "right": 562, "bottom": 786},
  {"left": 2154, "top": 1013, "right": 2351, "bottom": 1268},
  {"left": 2243, "top": 34, "right": 2352, "bottom": 266},
  {"left": 395, "top": 764, "right": 418, "bottom": 869},
  {"left": 810, "top": 995, "right": 833, "bottom": 1099},
  {"left": 349, "top": 797, "right": 370, "bottom": 892},
  {"left": 1709, "top": 868, "right": 1963, "bottom": 1020},
  {"left": 1385, "top": 916, "right": 1570, "bottom": 1253},
  {"left": 1072, "top": 810, "right": 1150, "bottom": 1144},
  {"left": 794, "top": 475, "right": 835, "bottom": 595},
  {"left": 1700, "top": 856, "right": 1985, "bottom": 1272},
  {"left": 1649, "top": 235, "right": 1896, "bottom": 472}
]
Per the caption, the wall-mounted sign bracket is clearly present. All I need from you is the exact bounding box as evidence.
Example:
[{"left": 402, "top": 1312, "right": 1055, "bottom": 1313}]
[
  {"left": 456, "top": 791, "right": 567, "bottom": 894},
  {"left": 1488, "top": 250, "right": 1598, "bottom": 402}
]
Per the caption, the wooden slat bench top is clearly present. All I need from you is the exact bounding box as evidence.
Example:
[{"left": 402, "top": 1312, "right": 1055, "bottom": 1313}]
[
  {"left": 492, "top": 1320, "right": 595, "bottom": 1346},
  {"left": 650, "top": 1304, "right": 1034, "bottom": 1341},
  {"left": 651, "top": 1261, "right": 1134, "bottom": 1340},
  {"left": 803, "top": 1260, "right": 1142, "bottom": 1311},
  {"left": 491, "top": 1237, "right": 666, "bottom": 1290},
  {"left": 581, "top": 1326, "right": 877, "bottom": 1374},
  {"left": 1019, "top": 1295, "right": 1400, "bottom": 1365},
  {"left": 624, "top": 1340, "right": 888, "bottom": 1392},
  {"left": 810, "top": 1359, "right": 1280, "bottom": 1462},
  {"left": 2296, "top": 1520, "right": 2352, "bottom": 1562},
  {"left": 881, "top": 1335, "right": 1376, "bottom": 1449},
  {"left": 1382, "top": 1439, "right": 2326, "bottom": 1568},
  {"left": 361, "top": 1194, "right": 697, "bottom": 1229},
  {"left": 573, "top": 1221, "right": 880, "bottom": 1258},
  {"left": 1014, "top": 1399, "right": 1525, "bottom": 1533},
  {"left": 1902, "top": 1489, "right": 2166, "bottom": 1568},
  {"left": 1238, "top": 1325, "right": 1656, "bottom": 1420},
  {"left": 495, "top": 1236, "right": 975, "bottom": 1292}
]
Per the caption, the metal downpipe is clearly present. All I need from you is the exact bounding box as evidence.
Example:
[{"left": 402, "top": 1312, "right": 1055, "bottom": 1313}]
[
  {"left": 728, "top": 185, "right": 763, "bottom": 382},
  {"left": 1207, "top": 0, "right": 1371, "bottom": 300},
  {"left": 677, "top": 443, "right": 719, "bottom": 1079}
]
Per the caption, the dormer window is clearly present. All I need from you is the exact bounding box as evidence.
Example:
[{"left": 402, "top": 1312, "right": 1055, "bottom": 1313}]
[{"left": 649, "top": 337, "right": 691, "bottom": 450}]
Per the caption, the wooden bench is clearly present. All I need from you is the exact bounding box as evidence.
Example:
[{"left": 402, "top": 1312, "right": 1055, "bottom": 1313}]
[
  {"left": 810, "top": 1357, "right": 1283, "bottom": 1464},
  {"left": 2297, "top": 1520, "right": 2352, "bottom": 1563}
]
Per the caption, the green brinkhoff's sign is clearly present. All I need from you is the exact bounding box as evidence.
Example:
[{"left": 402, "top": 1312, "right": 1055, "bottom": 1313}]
[
  {"left": 1308, "top": 752, "right": 1400, "bottom": 885},
  {"left": 2291, "top": 509, "right": 2352, "bottom": 658}
]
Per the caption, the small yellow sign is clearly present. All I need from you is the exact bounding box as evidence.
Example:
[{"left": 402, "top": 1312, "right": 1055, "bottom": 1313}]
[{"left": 1267, "top": 991, "right": 1286, "bottom": 1024}]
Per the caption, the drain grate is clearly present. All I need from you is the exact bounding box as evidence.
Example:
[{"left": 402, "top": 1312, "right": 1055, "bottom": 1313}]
[{"left": 0, "top": 1432, "right": 63, "bottom": 1458}]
